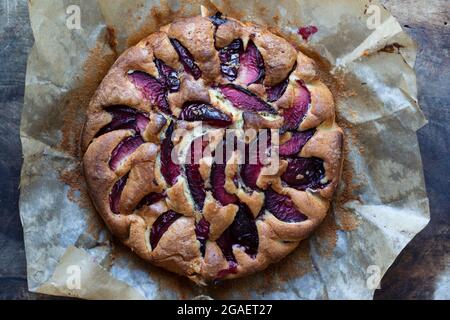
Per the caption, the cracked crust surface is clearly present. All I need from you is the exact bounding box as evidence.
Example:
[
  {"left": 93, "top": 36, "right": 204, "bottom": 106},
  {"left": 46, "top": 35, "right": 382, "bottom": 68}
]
[{"left": 82, "top": 13, "right": 343, "bottom": 284}]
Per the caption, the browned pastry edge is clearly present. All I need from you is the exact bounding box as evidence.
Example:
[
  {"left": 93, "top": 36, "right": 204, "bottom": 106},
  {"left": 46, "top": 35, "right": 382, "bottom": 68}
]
[{"left": 81, "top": 13, "right": 344, "bottom": 284}]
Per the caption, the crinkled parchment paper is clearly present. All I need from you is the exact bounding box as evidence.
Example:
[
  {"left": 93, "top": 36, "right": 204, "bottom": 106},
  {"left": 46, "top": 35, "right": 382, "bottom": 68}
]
[{"left": 20, "top": 0, "right": 430, "bottom": 299}]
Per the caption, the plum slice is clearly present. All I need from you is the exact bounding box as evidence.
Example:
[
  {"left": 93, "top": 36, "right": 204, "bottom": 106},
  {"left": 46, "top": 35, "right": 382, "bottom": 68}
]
[
  {"left": 160, "top": 122, "right": 181, "bottom": 186},
  {"left": 137, "top": 192, "right": 165, "bottom": 209},
  {"left": 219, "top": 84, "right": 276, "bottom": 114},
  {"left": 209, "top": 12, "right": 227, "bottom": 27},
  {"left": 279, "top": 129, "right": 315, "bottom": 157},
  {"left": 186, "top": 165, "right": 206, "bottom": 209},
  {"left": 135, "top": 113, "right": 150, "bottom": 134},
  {"left": 216, "top": 203, "right": 259, "bottom": 277},
  {"left": 218, "top": 39, "right": 242, "bottom": 81},
  {"left": 240, "top": 135, "right": 268, "bottom": 190},
  {"left": 129, "top": 71, "right": 170, "bottom": 114},
  {"left": 298, "top": 25, "right": 318, "bottom": 41},
  {"left": 215, "top": 228, "right": 238, "bottom": 279},
  {"left": 170, "top": 38, "right": 202, "bottom": 80},
  {"left": 109, "top": 135, "right": 144, "bottom": 171},
  {"left": 229, "top": 203, "right": 259, "bottom": 257},
  {"left": 109, "top": 173, "right": 129, "bottom": 215},
  {"left": 240, "top": 163, "right": 262, "bottom": 190},
  {"left": 150, "top": 210, "right": 181, "bottom": 249},
  {"left": 236, "top": 41, "right": 265, "bottom": 85},
  {"left": 240, "top": 130, "right": 273, "bottom": 190},
  {"left": 211, "top": 163, "right": 238, "bottom": 206},
  {"left": 264, "top": 189, "right": 307, "bottom": 223},
  {"left": 195, "top": 217, "right": 210, "bottom": 256},
  {"left": 96, "top": 106, "right": 149, "bottom": 137},
  {"left": 266, "top": 78, "right": 289, "bottom": 102},
  {"left": 185, "top": 137, "right": 207, "bottom": 209},
  {"left": 179, "top": 102, "right": 232, "bottom": 127},
  {"left": 216, "top": 228, "right": 236, "bottom": 263},
  {"left": 154, "top": 58, "right": 180, "bottom": 92},
  {"left": 281, "top": 157, "right": 327, "bottom": 190},
  {"left": 282, "top": 80, "right": 311, "bottom": 131}
]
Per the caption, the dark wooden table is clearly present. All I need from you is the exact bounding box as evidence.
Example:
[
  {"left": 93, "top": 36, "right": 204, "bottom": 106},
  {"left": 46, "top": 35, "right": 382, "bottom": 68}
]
[{"left": 0, "top": 0, "right": 448, "bottom": 299}]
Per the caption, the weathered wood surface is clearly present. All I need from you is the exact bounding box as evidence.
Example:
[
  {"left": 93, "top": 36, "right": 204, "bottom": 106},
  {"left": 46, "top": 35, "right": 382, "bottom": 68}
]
[
  {"left": 0, "top": 0, "right": 448, "bottom": 299},
  {"left": 376, "top": 0, "right": 449, "bottom": 300}
]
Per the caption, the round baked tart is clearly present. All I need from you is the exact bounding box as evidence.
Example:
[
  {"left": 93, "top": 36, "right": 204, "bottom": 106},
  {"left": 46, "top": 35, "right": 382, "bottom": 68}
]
[{"left": 82, "top": 12, "right": 343, "bottom": 284}]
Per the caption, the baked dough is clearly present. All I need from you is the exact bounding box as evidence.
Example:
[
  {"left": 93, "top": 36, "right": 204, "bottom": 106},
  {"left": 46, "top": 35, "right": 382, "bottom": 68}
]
[{"left": 82, "top": 12, "right": 343, "bottom": 284}]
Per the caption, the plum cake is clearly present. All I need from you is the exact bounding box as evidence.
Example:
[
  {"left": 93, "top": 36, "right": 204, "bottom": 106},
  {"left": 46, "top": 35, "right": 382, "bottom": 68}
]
[{"left": 82, "top": 12, "right": 343, "bottom": 284}]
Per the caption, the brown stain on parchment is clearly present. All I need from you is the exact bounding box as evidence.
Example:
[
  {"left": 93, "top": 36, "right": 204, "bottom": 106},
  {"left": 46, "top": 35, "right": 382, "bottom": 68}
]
[
  {"left": 379, "top": 42, "right": 404, "bottom": 54},
  {"left": 127, "top": 3, "right": 178, "bottom": 47},
  {"left": 110, "top": 240, "right": 201, "bottom": 299},
  {"left": 126, "top": 0, "right": 222, "bottom": 48},
  {"left": 313, "top": 214, "right": 339, "bottom": 257},
  {"left": 58, "top": 31, "right": 118, "bottom": 213},
  {"left": 106, "top": 26, "right": 119, "bottom": 56},
  {"left": 204, "top": 241, "right": 313, "bottom": 299}
]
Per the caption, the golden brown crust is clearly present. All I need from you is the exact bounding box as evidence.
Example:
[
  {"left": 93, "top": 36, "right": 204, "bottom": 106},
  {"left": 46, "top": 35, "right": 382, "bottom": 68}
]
[
  {"left": 166, "top": 178, "right": 195, "bottom": 216},
  {"left": 82, "top": 14, "right": 343, "bottom": 284},
  {"left": 203, "top": 193, "right": 238, "bottom": 241}
]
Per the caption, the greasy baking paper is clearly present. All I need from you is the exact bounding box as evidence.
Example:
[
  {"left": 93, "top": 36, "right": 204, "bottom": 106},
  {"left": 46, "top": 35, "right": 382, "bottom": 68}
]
[{"left": 20, "top": 0, "right": 430, "bottom": 299}]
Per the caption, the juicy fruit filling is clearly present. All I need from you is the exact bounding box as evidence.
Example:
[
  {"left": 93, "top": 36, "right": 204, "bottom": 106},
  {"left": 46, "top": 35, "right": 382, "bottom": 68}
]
[
  {"left": 298, "top": 25, "right": 318, "bottom": 41},
  {"left": 211, "top": 163, "right": 238, "bottom": 206},
  {"left": 240, "top": 136, "right": 270, "bottom": 190},
  {"left": 282, "top": 80, "right": 311, "bottom": 131},
  {"left": 170, "top": 38, "right": 202, "bottom": 80},
  {"left": 209, "top": 12, "right": 228, "bottom": 27},
  {"left": 266, "top": 78, "right": 289, "bottom": 102},
  {"left": 236, "top": 41, "right": 265, "bottom": 85},
  {"left": 150, "top": 211, "right": 181, "bottom": 249},
  {"left": 110, "top": 173, "right": 128, "bottom": 215},
  {"left": 195, "top": 217, "right": 210, "bottom": 256},
  {"left": 155, "top": 58, "right": 180, "bottom": 92},
  {"left": 218, "top": 39, "right": 265, "bottom": 85},
  {"left": 282, "top": 157, "right": 327, "bottom": 190},
  {"left": 219, "top": 39, "right": 265, "bottom": 86},
  {"left": 179, "top": 102, "right": 232, "bottom": 127},
  {"left": 137, "top": 192, "right": 165, "bottom": 209},
  {"left": 129, "top": 71, "right": 171, "bottom": 114},
  {"left": 216, "top": 204, "right": 258, "bottom": 277},
  {"left": 109, "top": 135, "right": 144, "bottom": 171},
  {"left": 218, "top": 39, "right": 242, "bottom": 81},
  {"left": 279, "top": 129, "right": 315, "bottom": 156},
  {"left": 240, "top": 162, "right": 262, "bottom": 190},
  {"left": 160, "top": 122, "right": 181, "bottom": 186},
  {"left": 129, "top": 59, "right": 181, "bottom": 115},
  {"left": 219, "top": 84, "right": 276, "bottom": 114},
  {"left": 265, "top": 189, "right": 307, "bottom": 223},
  {"left": 185, "top": 137, "right": 208, "bottom": 209}
]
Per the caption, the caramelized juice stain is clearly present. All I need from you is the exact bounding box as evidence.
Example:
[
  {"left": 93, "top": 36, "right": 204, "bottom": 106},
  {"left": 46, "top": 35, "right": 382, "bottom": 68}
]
[{"left": 58, "top": 41, "right": 117, "bottom": 210}]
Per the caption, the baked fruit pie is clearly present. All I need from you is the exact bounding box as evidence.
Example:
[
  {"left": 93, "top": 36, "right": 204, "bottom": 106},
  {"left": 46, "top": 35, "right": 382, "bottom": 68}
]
[{"left": 82, "top": 12, "right": 343, "bottom": 284}]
